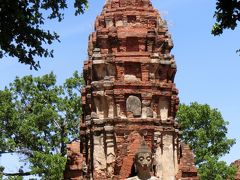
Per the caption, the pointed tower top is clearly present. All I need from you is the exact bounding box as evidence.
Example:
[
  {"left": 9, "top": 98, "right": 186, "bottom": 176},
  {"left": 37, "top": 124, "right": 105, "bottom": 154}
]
[
  {"left": 89, "top": 0, "right": 168, "bottom": 58},
  {"left": 102, "top": 0, "right": 156, "bottom": 13}
]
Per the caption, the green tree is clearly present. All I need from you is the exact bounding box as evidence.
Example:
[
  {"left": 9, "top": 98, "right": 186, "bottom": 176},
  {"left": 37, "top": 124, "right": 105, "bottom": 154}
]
[
  {"left": 177, "top": 102, "right": 237, "bottom": 179},
  {"left": 0, "top": 0, "right": 88, "bottom": 70},
  {"left": 0, "top": 71, "right": 83, "bottom": 179},
  {"left": 198, "top": 156, "right": 237, "bottom": 180},
  {"left": 212, "top": 0, "right": 240, "bottom": 36}
]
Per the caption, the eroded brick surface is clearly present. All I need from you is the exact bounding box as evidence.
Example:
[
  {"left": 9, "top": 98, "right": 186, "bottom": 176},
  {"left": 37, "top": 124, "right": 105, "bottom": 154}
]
[
  {"left": 64, "top": 0, "right": 198, "bottom": 179},
  {"left": 231, "top": 160, "right": 240, "bottom": 180},
  {"left": 64, "top": 141, "right": 84, "bottom": 180},
  {"left": 176, "top": 143, "right": 198, "bottom": 180}
]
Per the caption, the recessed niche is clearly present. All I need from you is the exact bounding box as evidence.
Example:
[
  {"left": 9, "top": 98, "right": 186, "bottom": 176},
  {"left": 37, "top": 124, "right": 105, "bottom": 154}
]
[
  {"left": 99, "top": 19, "right": 106, "bottom": 28},
  {"left": 126, "top": 37, "right": 139, "bottom": 52},
  {"left": 124, "top": 62, "right": 141, "bottom": 81},
  {"left": 92, "top": 63, "right": 106, "bottom": 80},
  {"left": 127, "top": 15, "right": 136, "bottom": 23}
]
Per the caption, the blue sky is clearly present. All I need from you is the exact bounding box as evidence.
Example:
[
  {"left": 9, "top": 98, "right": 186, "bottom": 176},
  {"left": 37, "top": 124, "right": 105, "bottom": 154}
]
[{"left": 1, "top": 0, "right": 240, "bottom": 174}]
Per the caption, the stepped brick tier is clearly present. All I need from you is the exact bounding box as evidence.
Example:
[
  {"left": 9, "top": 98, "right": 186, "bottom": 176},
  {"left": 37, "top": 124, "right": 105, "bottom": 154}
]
[{"left": 64, "top": 0, "right": 198, "bottom": 179}]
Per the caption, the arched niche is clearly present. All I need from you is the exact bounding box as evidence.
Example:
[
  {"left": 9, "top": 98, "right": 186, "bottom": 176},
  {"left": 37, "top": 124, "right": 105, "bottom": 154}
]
[{"left": 126, "top": 95, "right": 142, "bottom": 117}]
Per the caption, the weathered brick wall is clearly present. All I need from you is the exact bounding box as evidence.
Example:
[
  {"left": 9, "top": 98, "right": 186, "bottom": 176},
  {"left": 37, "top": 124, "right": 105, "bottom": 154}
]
[
  {"left": 64, "top": 0, "right": 198, "bottom": 179},
  {"left": 176, "top": 143, "right": 199, "bottom": 180},
  {"left": 232, "top": 160, "right": 240, "bottom": 180},
  {"left": 64, "top": 141, "right": 83, "bottom": 180}
]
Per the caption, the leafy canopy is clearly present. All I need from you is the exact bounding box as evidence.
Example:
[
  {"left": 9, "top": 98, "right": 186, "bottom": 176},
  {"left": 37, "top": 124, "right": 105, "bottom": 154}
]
[
  {"left": 212, "top": 0, "right": 240, "bottom": 35},
  {"left": 177, "top": 102, "right": 237, "bottom": 179},
  {"left": 0, "top": 0, "right": 88, "bottom": 70},
  {"left": 198, "top": 156, "right": 237, "bottom": 180},
  {"left": 0, "top": 71, "right": 83, "bottom": 179}
]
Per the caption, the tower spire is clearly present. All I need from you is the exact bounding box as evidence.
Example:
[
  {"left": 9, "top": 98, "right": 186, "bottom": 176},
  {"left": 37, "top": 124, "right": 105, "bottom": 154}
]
[{"left": 64, "top": 0, "right": 199, "bottom": 179}]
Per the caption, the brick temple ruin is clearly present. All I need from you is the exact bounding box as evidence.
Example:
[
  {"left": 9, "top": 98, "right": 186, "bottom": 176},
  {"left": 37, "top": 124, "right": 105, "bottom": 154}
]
[
  {"left": 64, "top": 0, "right": 199, "bottom": 179},
  {"left": 232, "top": 160, "right": 240, "bottom": 180}
]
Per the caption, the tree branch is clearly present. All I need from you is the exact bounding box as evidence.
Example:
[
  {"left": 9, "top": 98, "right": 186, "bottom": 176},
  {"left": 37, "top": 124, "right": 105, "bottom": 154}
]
[
  {"left": 0, "top": 149, "right": 33, "bottom": 156},
  {"left": 3, "top": 171, "right": 32, "bottom": 176}
]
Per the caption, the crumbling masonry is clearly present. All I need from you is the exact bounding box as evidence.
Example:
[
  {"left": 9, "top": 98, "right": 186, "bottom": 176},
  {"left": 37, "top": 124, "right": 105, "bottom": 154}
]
[{"left": 64, "top": 0, "right": 198, "bottom": 179}]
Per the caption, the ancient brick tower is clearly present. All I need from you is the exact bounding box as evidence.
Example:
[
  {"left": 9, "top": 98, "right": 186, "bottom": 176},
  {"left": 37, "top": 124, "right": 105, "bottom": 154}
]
[{"left": 64, "top": 0, "right": 198, "bottom": 179}]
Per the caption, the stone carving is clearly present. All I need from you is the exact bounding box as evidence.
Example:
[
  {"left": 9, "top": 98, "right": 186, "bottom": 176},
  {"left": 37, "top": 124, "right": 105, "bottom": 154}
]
[
  {"left": 126, "top": 96, "right": 142, "bottom": 117},
  {"left": 142, "top": 107, "right": 153, "bottom": 118},
  {"left": 124, "top": 74, "right": 140, "bottom": 82},
  {"left": 105, "top": 17, "right": 114, "bottom": 28},
  {"left": 93, "top": 96, "right": 106, "bottom": 119},
  {"left": 161, "top": 134, "right": 176, "bottom": 179},
  {"left": 91, "top": 112, "right": 99, "bottom": 119},
  {"left": 159, "top": 98, "right": 169, "bottom": 121},
  {"left": 154, "top": 145, "right": 163, "bottom": 178},
  {"left": 142, "top": 100, "right": 151, "bottom": 107},
  {"left": 127, "top": 142, "right": 158, "bottom": 180},
  {"left": 106, "top": 95, "right": 114, "bottom": 118},
  {"left": 93, "top": 135, "right": 106, "bottom": 171},
  {"left": 105, "top": 125, "right": 115, "bottom": 178}
]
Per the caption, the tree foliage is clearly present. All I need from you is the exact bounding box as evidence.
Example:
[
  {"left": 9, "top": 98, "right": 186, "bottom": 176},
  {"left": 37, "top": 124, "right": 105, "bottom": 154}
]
[
  {"left": 0, "top": 71, "right": 83, "bottom": 179},
  {"left": 177, "top": 102, "right": 237, "bottom": 179},
  {"left": 198, "top": 156, "right": 237, "bottom": 180},
  {"left": 212, "top": 0, "right": 240, "bottom": 35},
  {"left": 0, "top": 0, "right": 88, "bottom": 70}
]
